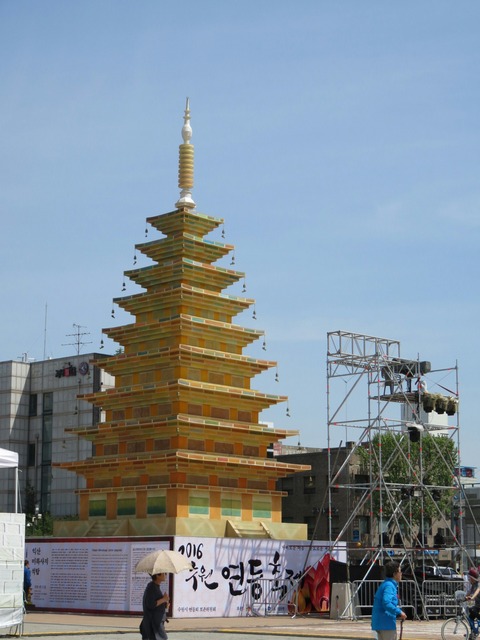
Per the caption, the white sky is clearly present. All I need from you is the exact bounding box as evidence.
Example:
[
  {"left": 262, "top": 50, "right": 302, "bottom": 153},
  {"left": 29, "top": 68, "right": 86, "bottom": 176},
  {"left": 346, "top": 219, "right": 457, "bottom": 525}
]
[{"left": 1, "top": 1, "right": 478, "bottom": 465}]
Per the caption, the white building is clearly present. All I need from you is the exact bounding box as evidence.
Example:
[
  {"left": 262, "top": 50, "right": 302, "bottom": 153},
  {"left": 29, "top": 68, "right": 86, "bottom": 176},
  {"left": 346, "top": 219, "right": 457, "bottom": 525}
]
[{"left": 0, "top": 354, "right": 114, "bottom": 517}]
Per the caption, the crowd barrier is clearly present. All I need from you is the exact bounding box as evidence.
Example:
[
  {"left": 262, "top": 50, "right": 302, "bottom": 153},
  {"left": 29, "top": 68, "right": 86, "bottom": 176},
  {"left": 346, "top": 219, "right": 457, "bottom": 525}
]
[
  {"left": 246, "top": 578, "right": 297, "bottom": 617},
  {"left": 247, "top": 577, "right": 466, "bottom": 620},
  {"left": 351, "top": 580, "right": 417, "bottom": 619},
  {"left": 421, "top": 579, "right": 465, "bottom": 619},
  {"left": 349, "top": 578, "right": 465, "bottom": 620}
]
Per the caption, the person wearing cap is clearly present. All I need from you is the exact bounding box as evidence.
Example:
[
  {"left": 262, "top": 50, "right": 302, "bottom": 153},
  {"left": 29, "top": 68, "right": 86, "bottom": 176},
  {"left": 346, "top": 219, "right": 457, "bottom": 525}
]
[
  {"left": 371, "top": 561, "right": 407, "bottom": 640},
  {"left": 466, "top": 568, "right": 480, "bottom": 636}
]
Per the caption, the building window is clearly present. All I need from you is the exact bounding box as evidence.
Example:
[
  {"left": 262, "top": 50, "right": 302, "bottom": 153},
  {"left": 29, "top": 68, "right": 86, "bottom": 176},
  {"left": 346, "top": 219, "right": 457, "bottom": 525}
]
[
  {"left": 221, "top": 497, "right": 241, "bottom": 517},
  {"left": 211, "top": 407, "right": 229, "bottom": 420},
  {"left": 89, "top": 499, "right": 106, "bottom": 517},
  {"left": 43, "top": 392, "right": 53, "bottom": 414},
  {"left": 28, "top": 394, "right": 37, "bottom": 417},
  {"left": 214, "top": 441, "right": 233, "bottom": 454},
  {"left": 208, "top": 372, "right": 223, "bottom": 385},
  {"left": 187, "top": 403, "right": 202, "bottom": 416},
  {"left": 358, "top": 516, "right": 370, "bottom": 534},
  {"left": 282, "top": 478, "right": 293, "bottom": 495},
  {"left": 253, "top": 499, "right": 271, "bottom": 519},
  {"left": 304, "top": 475, "right": 316, "bottom": 495},
  {"left": 42, "top": 415, "right": 52, "bottom": 464},
  {"left": 27, "top": 443, "right": 36, "bottom": 467},
  {"left": 117, "top": 497, "right": 136, "bottom": 516},
  {"left": 304, "top": 515, "right": 317, "bottom": 539},
  {"left": 355, "top": 474, "right": 369, "bottom": 485},
  {"left": 147, "top": 495, "right": 166, "bottom": 515},
  {"left": 40, "top": 465, "right": 52, "bottom": 513},
  {"left": 243, "top": 445, "right": 259, "bottom": 456},
  {"left": 189, "top": 495, "right": 209, "bottom": 516}
]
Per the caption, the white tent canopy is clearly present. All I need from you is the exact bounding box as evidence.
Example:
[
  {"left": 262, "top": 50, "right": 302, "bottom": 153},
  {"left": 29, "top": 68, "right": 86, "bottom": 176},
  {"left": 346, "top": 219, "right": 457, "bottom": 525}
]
[
  {"left": 0, "top": 448, "right": 18, "bottom": 469},
  {"left": 0, "top": 448, "right": 19, "bottom": 512},
  {"left": 0, "top": 448, "right": 22, "bottom": 634}
]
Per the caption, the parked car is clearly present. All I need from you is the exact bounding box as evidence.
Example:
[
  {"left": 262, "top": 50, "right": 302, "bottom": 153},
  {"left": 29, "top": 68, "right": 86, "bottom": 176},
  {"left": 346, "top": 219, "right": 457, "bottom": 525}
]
[
  {"left": 436, "top": 567, "right": 462, "bottom": 580},
  {"left": 410, "top": 565, "right": 462, "bottom": 580}
]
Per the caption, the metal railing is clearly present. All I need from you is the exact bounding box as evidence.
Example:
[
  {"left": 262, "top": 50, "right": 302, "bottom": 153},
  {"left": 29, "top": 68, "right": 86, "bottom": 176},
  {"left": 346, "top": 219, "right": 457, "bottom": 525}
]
[
  {"left": 246, "top": 578, "right": 298, "bottom": 617},
  {"left": 351, "top": 580, "right": 417, "bottom": 619},
  {"left": 421, "top": 579, "right": 465, "bottom": 619},
  {"left": 247, "top": 577, "right": 466, "bottom": 620}
]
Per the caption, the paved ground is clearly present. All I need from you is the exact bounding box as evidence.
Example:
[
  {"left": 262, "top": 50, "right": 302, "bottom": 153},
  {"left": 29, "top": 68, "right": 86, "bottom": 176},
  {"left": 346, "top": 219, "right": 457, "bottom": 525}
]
[{"left": 2, "top": 611, "right": 449, "bottom": 640}]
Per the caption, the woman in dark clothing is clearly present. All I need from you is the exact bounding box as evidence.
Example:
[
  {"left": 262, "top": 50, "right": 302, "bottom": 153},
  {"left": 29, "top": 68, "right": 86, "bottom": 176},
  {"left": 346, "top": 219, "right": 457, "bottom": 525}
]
[{"left": 140, "top": 573, "right": 170, "bottom": 640}]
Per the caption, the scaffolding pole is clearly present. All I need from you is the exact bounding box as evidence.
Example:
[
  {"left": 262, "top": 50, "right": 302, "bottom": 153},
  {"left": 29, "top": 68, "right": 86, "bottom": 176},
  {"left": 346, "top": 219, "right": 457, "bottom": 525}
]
[{"left": 325, "top": 330, "right": 468, "bottom": 620}]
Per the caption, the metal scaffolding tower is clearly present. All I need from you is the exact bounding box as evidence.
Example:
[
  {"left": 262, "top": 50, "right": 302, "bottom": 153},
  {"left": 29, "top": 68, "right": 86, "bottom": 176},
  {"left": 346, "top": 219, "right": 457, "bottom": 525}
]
[{"left": 325, "top": 330, "right": 467, "bottom": 618}]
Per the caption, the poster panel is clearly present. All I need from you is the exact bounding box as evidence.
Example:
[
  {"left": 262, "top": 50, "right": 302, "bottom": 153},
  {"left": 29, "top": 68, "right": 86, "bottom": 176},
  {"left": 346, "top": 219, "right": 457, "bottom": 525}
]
[
  {"left": 26, "top": 537, "right": 170, "bottom": 613},
  {"left": 26, "top": 537, "right": 345, "bottom": 617},
  {"left": 171, "top": 537, "right": 346, "bottom": 618}
]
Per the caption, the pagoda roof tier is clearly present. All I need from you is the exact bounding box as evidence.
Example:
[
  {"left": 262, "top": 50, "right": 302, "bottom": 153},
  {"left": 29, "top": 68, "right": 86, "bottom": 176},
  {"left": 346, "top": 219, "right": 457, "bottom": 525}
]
[
  {"left": 58, "top": 449, "right": 310, "bottom": 478},
  {"left": 176, "top": 378, "right": 287, "bottom": 409},
  {"left": 80, "top": 378, "right": 287, "bottom": 412},
  {"left": 67, "top": 413, "right": 299, "bottom": 443},
  {"left": 74, "top": 485, "right": 289, "bottom": 497},
  {"left": 135, "top": 233, "right": 233, "bottom": 265},
  {"left": 124, "top": 258, "right": 244, "bottom": 293},
  {"left": 146, "top": 208, "right": 223, "bottom": 237},
  {"left": 103, "top": 314, "right": 263, "bottom": 350},
  {"left": 113, "top": 283, "right": 253, "bottom": 319},
  {"left": 93, "top": 345, "right": 275, "bottom": 378}
]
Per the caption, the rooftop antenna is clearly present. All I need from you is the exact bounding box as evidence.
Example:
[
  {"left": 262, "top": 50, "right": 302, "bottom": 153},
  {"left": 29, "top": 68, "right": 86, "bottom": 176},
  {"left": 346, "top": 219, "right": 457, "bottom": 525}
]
[
  {"left": 17, "top": 353, "right": 34, "bottom": 363},
  {"left": 175, "top": 97, "right": 196, "bottom": 210},
  {"left": 43, "top": 303, "right": 48, "bottom": 360},
  {"left": 62, "top": 324, "right": 92, "bottom": 356}
]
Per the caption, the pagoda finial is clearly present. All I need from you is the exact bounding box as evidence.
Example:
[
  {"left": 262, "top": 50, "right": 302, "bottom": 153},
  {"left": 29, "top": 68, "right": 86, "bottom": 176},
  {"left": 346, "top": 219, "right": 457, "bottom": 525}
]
[{"left": 175, "top": 97, "right": 195, "bottom": 209}]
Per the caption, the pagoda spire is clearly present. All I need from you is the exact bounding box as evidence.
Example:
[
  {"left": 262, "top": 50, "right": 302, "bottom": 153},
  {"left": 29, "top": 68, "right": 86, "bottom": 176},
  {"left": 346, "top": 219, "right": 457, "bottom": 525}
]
[{"left": 175, "top": 97, "right": 196, "bottom": 210}]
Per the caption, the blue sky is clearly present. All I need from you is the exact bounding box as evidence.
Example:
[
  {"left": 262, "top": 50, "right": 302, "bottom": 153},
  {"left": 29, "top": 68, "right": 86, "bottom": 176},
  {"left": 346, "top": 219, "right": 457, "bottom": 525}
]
[{"left": 1, "top": 1, "right": 478, "bottom": 465}]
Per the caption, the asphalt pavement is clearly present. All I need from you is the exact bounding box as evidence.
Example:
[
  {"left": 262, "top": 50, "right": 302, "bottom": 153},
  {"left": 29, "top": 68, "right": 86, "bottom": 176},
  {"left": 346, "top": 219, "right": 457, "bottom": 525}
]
[{"left": 3, "top": 611, "right": 448, "bottom": 640}]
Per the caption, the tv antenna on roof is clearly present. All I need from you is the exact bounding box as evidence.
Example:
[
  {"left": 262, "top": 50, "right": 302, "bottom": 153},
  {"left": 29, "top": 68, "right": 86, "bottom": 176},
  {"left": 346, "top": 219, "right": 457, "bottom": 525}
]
[{"left": 62, "top": 324, "right": 92, "bottom": 356}]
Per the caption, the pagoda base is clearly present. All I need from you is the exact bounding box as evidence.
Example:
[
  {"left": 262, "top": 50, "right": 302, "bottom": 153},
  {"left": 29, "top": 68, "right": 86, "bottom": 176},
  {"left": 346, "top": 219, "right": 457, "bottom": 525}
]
[{"left": 54, "top": 517, "right": 307, "bottom": 540}]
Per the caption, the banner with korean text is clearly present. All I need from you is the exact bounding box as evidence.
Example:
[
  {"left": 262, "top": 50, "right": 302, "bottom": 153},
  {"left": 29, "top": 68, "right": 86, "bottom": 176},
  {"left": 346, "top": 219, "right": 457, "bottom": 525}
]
[{"left": 26, "top": 537, "right": 346, "bottom": 617}]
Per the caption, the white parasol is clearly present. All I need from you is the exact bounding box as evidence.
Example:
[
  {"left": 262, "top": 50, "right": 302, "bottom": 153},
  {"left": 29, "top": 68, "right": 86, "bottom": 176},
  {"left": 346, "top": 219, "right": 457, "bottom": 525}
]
[{"left": 135, "top": 549, "right": 193, "bottom": 575}]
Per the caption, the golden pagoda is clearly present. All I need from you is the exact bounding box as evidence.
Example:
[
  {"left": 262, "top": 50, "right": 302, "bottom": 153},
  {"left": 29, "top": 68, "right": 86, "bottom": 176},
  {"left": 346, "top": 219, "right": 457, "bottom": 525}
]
[{"left": 56, "top": 100, "right": 309, "bottom": 539}]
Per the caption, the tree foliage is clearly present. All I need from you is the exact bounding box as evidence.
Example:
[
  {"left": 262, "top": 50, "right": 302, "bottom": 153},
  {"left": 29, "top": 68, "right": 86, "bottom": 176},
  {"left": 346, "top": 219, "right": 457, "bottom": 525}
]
[
  {"left": 24, "top": 481, "right": 54, "bottom": 536},
  {"left": 357, "top": 431, "right": 457, "bottom": 526}
]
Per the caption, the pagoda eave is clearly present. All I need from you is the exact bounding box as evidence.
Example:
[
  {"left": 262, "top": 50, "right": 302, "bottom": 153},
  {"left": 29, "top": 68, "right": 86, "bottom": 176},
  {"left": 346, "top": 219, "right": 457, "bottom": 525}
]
[
  {"left": 80, "top": 379, "right": 287, "bottom": 411},
  {"left": 135, "top": 234, "right": 234, "bottom": 264},
  {"left": 113, "top": 285, "right": 253, "bottom": 318},
  {"left": 124, "top": 259, "right": 244, "bottom": 292},
  {"left": 103, "top": 314, "right": 263, "bottom": 348},
  {"left": 93, "top": 345, "right": 275, "bottom": 378},
  {"left": 74, "top": 484, "right": 286, "bottom": 497},
  {"left": 146, "top": 209, "right": 223, "bottom": 236},
  {"left": 66, "top": 413, "right": 299, "bottom": 442},
  {"left": 57, "top": 450, "right": 310, "bottom": 477},
  {"left": 67, "top": 422, "right": 298, "bottom": 446}
]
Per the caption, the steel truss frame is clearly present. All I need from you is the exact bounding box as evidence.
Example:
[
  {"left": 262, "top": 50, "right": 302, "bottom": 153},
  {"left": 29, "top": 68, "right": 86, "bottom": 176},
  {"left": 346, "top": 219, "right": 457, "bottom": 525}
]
[{"left": 325, "top": 330, "right": 469, "bottom": 619}]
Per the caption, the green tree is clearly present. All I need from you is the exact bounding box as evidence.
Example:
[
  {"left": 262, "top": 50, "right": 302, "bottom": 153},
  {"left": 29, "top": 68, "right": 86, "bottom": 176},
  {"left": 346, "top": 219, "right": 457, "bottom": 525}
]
[
  {"left": 357, "top": 431, "right": 457, "bottom": 526},
  {"left": 24, "top": 483, "right": 54, "bottom": 536}
]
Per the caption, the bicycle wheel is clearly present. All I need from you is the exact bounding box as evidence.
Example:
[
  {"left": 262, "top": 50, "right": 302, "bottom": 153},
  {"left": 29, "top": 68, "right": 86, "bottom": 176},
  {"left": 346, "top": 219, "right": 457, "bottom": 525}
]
[{"left": 441, "top": 617, "right": 470, "bottom": 640}]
